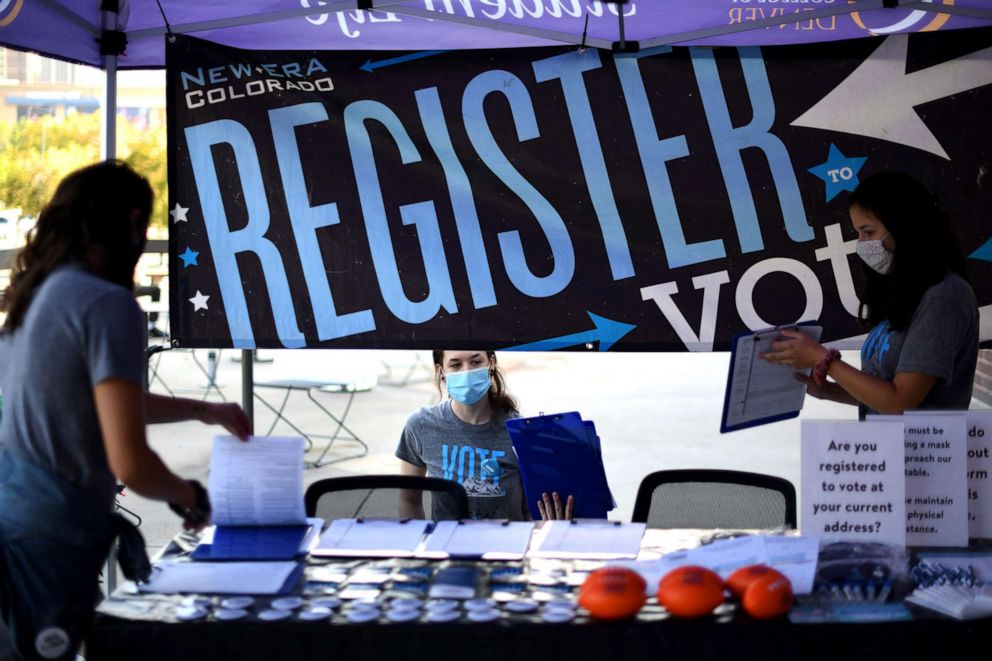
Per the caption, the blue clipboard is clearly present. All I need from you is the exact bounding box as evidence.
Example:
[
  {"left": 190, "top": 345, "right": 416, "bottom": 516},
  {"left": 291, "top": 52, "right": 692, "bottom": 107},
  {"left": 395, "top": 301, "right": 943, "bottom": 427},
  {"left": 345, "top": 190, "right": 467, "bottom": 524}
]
[
  {"left": 190, "top": 524, "right": 311, "bottom": 561},
  {"left": 720, "top": 322, "right": 822, "bottom": 433},
  {"left": 506, "top": 412, "right": 614, "bottom": 519}
]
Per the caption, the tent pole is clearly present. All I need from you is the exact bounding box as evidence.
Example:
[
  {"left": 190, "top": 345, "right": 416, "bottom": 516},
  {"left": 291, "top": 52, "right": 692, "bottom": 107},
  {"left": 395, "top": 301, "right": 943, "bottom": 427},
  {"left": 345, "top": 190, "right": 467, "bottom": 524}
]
[
  {"left": 100, "top": 0, "right": 121, "bottom": 600},
  {"left": 243, "top": 351, "right": 254, "bottom": 436},
  {"left": 101, "top": 31, "right": 117, "bottom": 159}
]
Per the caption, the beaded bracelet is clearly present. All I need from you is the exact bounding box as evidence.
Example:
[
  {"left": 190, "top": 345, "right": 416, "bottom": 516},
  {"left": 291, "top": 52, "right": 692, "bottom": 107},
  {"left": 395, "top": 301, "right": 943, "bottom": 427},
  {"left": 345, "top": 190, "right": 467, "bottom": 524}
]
[{"left": 813, "top": 348, "right": 841, "bottom": 386}]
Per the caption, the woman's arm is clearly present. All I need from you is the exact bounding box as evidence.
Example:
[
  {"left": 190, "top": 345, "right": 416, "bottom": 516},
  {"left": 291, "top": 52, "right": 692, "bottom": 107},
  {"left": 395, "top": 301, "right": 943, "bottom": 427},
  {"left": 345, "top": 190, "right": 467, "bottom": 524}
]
[
  {"left": 146, "top": 393, "right": 251, "bottom": 440},
  {"left": 95, "top": 379, "right": 196, "bottom": 508},
  {"left": 793, "top": 373, "right": 861, "bottom": 406},
  {"left": 762, "top": 329, "right": 937, "bottom": 414},
  {"left": 398, "top": 460, "right": 427, "bottom": 519},
  {"left": 826, "top": 361, "right": 936, "bottom": 414}
]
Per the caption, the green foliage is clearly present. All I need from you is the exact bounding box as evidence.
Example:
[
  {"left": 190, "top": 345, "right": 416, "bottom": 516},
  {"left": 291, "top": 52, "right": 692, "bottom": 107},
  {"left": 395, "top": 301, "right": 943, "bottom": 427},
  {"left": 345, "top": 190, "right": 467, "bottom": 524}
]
[{"left": 0, "top": 111, "right": 168, "bottom": 227}]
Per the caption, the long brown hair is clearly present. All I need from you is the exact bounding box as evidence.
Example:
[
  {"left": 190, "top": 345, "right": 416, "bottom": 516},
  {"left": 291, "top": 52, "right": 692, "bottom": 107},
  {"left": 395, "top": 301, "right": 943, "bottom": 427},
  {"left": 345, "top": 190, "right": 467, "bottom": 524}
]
[
  {"left": 432, "top": 350, "right": 518, "bottom": 420},
  {"left": 1, "top": 161, "right": 152, "bottom": 333}
]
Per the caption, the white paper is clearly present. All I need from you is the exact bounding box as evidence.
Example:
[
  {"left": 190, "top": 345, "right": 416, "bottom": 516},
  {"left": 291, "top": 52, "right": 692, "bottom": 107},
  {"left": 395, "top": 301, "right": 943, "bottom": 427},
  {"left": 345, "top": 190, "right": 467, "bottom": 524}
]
[
  {"left": 685, "top": 535, "right": 768, "bottom": 577},
  {"left": 966, "top": 410, "right": 992, "bottom": 538},
  {"left": 312, "top": 518, "right": 430, "bottom": 557},
  {"left": 419, "top": 520, "right": 535, "bottom": 560},
  {"left": 764, "top": 535, "right": 820, "bottom": 595},
  {"left": 208, "top": 435, "right": 306, "bottom": 526},
  {"left": 802, "top": 420, "right": 906, "bottom": 546},
  {"left": 906, "top": 585, "right": 992, "bottom": 620},
  {"left": 529, "top": 520, "right": 645, "bottom": 559},
  {"left": 610, "top": 535, "right": 819, "bottom": 595},
  {"left": 723, "top": 325, "right": 822, "bottom": 430},
  {"left": 139, "top": 560, "right": 298, "bottom": 595}
]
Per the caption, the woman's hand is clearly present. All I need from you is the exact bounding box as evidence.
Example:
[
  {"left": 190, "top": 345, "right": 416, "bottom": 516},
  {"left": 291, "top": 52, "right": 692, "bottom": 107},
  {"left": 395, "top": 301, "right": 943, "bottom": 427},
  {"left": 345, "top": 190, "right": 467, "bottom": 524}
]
[
  {"left": 759, "top": 329, "right": 829, "bottom": 370},
  {"left": 537, "top": 492, "right": 575, "bottom": 520},
  {"left": 794, "top": 372, "right": 832, "bottom": 400},
  {"left": 200, "top": 402, "right": 251, "bottom": 441}
]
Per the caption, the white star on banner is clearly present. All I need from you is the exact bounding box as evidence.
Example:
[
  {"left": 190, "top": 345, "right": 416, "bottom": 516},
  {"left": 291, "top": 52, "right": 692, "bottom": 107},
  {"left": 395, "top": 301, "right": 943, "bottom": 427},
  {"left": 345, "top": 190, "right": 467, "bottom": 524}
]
[
  {"left": 170, "top": 203, "right": 189, "bottom": 223},
  {"left": 189, "top": 290, "right": 210, "bottom": 312}
]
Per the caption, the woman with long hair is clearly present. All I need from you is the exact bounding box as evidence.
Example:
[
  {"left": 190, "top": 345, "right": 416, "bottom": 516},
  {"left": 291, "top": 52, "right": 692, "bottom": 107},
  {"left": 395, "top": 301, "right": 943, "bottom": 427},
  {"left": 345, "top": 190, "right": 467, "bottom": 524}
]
[
  {"left": 761, "top": 172, "right": 979, "bottom": 416},
  {"left": 0, "top": 161, "right": 249, "bottom": 661},
  {"left": 396, "top": 350, "right": 574, "bottom": 520}
]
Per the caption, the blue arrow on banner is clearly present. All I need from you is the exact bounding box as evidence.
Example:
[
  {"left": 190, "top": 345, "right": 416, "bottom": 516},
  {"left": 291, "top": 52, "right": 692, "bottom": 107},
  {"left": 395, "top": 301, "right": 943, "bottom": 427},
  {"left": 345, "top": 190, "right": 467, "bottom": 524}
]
[
  {"left": 507, "top": 312, "right": 637, "bottom": 352},
  {"left": 970, "top": 238, "right": 992, "bottom": 263},
  {"left": 359, "top": 51, "right": 445, "bottom": 73}
]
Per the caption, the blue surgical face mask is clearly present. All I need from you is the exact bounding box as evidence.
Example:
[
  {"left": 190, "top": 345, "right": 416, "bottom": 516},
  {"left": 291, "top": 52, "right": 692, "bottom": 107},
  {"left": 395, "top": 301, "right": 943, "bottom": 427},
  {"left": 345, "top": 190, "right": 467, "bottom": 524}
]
[{"left": 445, "top": 366, "right": 491, "bottom": 405}]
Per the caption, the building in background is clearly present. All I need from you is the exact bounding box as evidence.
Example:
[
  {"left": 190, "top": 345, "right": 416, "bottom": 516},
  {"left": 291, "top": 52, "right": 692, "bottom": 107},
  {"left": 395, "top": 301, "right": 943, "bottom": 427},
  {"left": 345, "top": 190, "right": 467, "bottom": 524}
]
[{"left": 0, "top": 46, "right": 164, "bottom": 125}]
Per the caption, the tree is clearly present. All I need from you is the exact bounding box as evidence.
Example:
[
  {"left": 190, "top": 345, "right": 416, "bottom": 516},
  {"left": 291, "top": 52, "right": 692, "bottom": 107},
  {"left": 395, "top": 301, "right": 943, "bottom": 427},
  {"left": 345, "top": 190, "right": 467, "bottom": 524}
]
[{"left": 0, "top": 111, "right": 169, "bottom": 228}]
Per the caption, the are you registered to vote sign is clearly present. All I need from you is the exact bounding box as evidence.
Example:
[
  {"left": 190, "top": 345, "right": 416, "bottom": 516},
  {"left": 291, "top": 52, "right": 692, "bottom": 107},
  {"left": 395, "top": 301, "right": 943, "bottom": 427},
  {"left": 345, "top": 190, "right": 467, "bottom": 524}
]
[{"left": 802, "top": 420, "right": 906, "bottom": 546}]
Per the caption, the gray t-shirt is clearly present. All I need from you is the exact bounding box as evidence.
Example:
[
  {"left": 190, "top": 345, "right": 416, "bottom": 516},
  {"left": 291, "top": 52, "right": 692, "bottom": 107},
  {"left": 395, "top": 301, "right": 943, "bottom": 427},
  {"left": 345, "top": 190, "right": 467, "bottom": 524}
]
[
  {"left": 0, "top": 264, "right": 145, "bottom": 510},
  {"left": 859, "top": 273, "right": 979, "bottom": 417},
  {"left": 396, "top": 400, "right": 527, "bottom": 521}
]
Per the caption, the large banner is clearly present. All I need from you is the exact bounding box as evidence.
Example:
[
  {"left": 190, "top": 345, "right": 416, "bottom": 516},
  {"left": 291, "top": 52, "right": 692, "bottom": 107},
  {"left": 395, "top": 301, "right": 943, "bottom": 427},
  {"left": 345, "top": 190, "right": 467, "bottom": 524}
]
[{"left": 167, "top": 31, "right": 992, "bottom": 350}]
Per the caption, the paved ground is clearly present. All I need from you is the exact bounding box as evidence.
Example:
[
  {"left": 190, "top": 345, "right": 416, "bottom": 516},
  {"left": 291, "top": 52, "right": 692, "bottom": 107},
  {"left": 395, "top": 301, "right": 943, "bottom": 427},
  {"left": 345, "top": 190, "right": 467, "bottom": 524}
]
[{"left": 130, "top": 347, "right": 861, "bottom": 553}]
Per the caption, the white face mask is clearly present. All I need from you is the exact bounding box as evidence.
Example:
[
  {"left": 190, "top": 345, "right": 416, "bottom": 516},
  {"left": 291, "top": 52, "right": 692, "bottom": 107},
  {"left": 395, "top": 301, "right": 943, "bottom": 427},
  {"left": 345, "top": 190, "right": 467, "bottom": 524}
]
[{"left": 855, "top": 234, "right": 894, "bottom": 275}]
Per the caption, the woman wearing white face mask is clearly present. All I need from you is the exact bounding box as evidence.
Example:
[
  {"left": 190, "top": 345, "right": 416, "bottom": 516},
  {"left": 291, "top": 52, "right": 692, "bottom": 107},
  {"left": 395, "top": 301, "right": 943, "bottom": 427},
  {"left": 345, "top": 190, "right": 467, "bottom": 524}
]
[
  {"left": 396, "top": 350, "right": 574, "bottom": 520},
  {"left": 760, "top": 172, "right": 978, "bottom": 417}
]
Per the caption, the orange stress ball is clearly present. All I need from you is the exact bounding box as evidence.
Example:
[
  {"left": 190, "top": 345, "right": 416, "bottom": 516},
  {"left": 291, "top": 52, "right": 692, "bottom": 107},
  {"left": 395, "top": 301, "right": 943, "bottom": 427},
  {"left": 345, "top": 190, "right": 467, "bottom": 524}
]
[
  {"left": 656, "top": 566, "right": 725, "bottom": 618},
  {"left": 726, "top": 565, "right": 787, "bottom": 599},
  {"left": 741, "top": 574, "right": 794, "bottom": 619},
  {"left": 578, "top": 568, "right": 647, "bottom": 620}
]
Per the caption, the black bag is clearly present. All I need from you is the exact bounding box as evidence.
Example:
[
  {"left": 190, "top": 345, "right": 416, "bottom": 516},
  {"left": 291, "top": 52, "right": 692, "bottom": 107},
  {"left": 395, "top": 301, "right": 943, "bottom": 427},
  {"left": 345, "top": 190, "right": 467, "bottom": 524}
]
[{"left": 109, "top": 513, "right": 152, "bottom": 584}]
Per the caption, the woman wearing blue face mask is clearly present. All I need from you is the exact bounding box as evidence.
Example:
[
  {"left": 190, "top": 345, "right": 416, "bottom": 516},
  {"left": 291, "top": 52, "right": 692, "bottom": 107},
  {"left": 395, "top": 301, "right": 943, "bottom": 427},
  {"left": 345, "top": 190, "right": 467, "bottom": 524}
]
[
  {"left": 760, "top": 172, "right": 978, "bottom": 417},
  {"left": 396, "top": 350, "right": 574, "bottom": 520}
]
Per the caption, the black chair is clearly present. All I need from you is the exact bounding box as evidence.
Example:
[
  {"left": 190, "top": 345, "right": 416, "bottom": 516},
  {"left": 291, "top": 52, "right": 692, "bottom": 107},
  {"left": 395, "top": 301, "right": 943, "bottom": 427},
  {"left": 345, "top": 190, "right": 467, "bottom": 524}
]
[
  {"left": 304, "top": 475, "right": 470, "bottom": 521},
  {"left": 631, "top": 469, "right": 797, "bottom": 530}
]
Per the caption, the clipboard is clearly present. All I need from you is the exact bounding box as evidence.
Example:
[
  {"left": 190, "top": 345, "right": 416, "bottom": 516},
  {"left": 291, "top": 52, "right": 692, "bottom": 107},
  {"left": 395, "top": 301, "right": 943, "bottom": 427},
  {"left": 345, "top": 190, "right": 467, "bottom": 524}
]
[
  {"left": 720, "top": 322, "right": 823, "bottom": 433},
  {"left": 505, "top": 412, "right": 614, "bottom": 519},
  {"left": 311, "top": 518, "right": 431, "bottom": 557},
  {"left": 189, "top": 520, "right": 319, "bottom": 561}
]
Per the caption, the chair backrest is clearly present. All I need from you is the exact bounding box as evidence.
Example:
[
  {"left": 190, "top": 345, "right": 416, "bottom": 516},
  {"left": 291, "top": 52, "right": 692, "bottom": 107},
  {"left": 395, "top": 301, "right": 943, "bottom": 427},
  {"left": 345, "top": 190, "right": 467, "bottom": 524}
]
[
  {"left": 631, "top": 469, "right": 797, "bottom": 529},
  {"left": 304, "top": 475, "right": 470, "bottom": 521}
]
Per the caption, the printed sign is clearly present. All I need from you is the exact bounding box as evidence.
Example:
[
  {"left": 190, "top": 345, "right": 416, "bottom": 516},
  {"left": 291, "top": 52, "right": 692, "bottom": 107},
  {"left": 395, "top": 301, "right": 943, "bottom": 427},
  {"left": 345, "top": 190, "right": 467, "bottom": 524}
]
[
  {"left": 966, "top": 410, "right": 992, "bottom": 539},
  {"left": 871, "top": 413, "right": 969, "bottom": 547},
  {"left": 167, "top": 29, "right": 992, "bottom": 349},
  {"left": 801, "top": 420, "right": 906, "bottom": 546}
]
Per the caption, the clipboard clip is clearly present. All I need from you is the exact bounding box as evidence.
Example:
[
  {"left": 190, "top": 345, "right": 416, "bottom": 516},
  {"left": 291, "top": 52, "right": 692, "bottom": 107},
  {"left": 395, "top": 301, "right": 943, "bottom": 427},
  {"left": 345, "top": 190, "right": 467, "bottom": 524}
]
[
  {"left": 570, "top": 519, "right": 621, "bottom": 526},
  {"left": 355, "top": 517, "right": 411, "bottom": 524},
  {"left": 457, "top": 519, "right": 511, "bottom": 526}
]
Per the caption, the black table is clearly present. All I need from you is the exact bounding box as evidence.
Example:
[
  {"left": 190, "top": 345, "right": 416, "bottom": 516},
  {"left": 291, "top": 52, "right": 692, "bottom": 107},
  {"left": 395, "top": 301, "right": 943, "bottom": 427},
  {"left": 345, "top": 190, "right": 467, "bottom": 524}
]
[{"left": 87, "top": 530, "right": 992, "bottom": 661}]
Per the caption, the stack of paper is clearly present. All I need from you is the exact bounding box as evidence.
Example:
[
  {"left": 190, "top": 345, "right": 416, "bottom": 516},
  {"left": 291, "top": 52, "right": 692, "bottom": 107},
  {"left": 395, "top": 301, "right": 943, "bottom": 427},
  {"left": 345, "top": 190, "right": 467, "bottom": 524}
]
[
  {"left": 506, "top": 412, "right": 615, "bottom": 519},
  {"left": 905, "top": 585, "right": 992, "bottom": 619},
  {"left": 191, "top": 435, "right": 311, "bottom": 561}
]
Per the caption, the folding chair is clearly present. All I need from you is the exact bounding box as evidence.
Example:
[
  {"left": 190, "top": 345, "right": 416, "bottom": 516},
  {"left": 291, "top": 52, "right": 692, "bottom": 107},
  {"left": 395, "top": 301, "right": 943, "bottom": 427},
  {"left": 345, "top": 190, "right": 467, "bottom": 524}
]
[
  {"left": 305, "top": 475, "right": 469, "bottom": 521},
  {"left": 631, "top": 469, "right": 797, "bottom": 530},
  {"left": 254, "top": 350, "right": 375, "bottom": 468}
]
